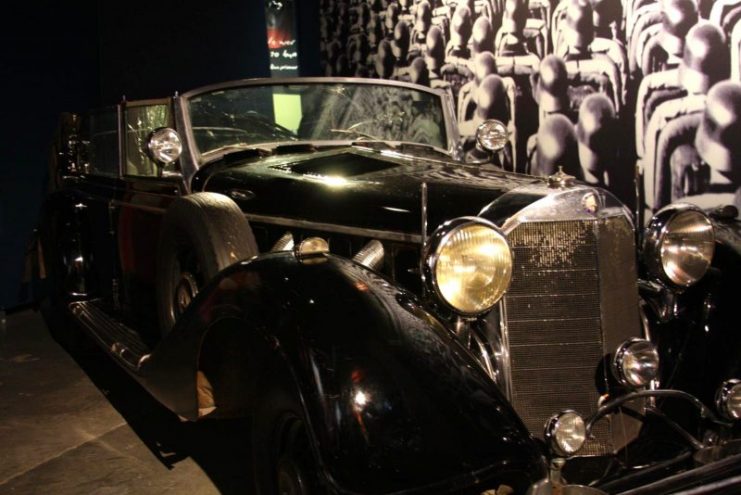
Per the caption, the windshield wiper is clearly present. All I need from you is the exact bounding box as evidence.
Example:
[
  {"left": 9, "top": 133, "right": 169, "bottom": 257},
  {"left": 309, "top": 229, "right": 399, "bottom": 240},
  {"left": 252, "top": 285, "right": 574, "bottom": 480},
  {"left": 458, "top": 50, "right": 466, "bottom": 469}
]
[
  {"left": 204, "top": 141, "right": 333, "bottom": 167},
  {"left": 329, "top": 127, "right": 382, "bottom": 141},
  {"left": 395, "top": 142, "right": 450, "bottom": 157},
  {"left": 350, "top": 140, "right": 451, "bottom": 159},
  {"left": 273, "top": 143, "right": 319, "bottom": 154},
  {"left": 202, "top": 144, "right": 271, "bottom": 165},
  {"left": 243, "top": 112, "right": 298, "bottom": 141}
]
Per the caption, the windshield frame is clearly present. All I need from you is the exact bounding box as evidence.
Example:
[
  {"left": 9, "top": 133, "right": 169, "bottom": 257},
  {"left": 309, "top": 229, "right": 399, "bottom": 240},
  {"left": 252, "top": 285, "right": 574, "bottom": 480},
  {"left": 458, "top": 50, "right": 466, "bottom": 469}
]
[{"left": 179, "top": 77, "right": 460, "bottom": 167}]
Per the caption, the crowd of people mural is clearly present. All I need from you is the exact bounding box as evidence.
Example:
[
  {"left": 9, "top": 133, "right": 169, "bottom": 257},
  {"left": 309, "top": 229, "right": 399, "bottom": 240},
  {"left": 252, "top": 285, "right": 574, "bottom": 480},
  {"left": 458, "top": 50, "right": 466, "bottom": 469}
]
[{"left": 319, "top": 0, "right": 741, "bottom": 222}]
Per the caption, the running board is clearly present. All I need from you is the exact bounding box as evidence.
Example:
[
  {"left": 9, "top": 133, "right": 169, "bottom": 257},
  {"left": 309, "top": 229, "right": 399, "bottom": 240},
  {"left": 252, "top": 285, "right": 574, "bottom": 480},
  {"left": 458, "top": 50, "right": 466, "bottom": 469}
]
[{"left": 69, "top": 300, "right": 152, "bottom": 373}]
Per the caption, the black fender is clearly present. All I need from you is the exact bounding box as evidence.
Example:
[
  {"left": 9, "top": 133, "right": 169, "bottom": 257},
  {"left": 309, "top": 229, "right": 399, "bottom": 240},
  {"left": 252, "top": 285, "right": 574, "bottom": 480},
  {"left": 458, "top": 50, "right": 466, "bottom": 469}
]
[{"left": 141, "top": 252, "right": 546, "bottom": 493}]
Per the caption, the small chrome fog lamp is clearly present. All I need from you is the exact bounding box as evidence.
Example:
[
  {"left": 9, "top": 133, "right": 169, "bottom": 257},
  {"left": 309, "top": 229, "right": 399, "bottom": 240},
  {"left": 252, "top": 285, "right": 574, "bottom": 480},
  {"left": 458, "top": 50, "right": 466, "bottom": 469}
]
[
  {"left": 716, "top": 379, "right": 741, "bottom": 421},
  {"left": 146, "top": 127, "right": 183, "bottom": 165},
  {"left": 643, "top": 204, "right": 715, "bottom": 288},
  {"left": 544, "top": 410, "right": 586, "bottom": 457},
  {"left": 476, "top": 119, "right": 508, "bottom": 152},
  {"left": 612, "top": 338, "right": 659, "bottom": 388}
]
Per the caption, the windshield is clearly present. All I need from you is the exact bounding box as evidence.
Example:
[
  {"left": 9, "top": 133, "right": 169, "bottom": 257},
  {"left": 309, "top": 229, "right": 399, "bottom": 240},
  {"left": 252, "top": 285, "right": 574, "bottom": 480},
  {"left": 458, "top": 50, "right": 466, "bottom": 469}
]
[{"left": 186, "top": 82, "right": 449, "bottom": 160}]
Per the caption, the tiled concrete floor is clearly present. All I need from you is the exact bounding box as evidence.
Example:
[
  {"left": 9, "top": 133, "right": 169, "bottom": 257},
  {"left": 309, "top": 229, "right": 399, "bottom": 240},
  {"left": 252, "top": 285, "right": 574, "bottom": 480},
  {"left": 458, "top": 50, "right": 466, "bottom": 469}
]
[{"left": 0, "top": 309, "right": 253, "bottom": 494}]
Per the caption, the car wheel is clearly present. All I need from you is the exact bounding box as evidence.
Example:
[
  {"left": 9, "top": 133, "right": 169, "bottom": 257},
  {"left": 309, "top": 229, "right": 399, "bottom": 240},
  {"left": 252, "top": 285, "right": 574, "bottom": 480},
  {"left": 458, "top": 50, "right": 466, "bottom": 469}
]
[
  {"left": 252, "top": 384, "right": 322, "bottom": 495},
  {"left": 156, "top": 192, "right": 258, "bottom": 335},
  {"left": 276, "top": 418, "right": 318, "bottom": 495}
]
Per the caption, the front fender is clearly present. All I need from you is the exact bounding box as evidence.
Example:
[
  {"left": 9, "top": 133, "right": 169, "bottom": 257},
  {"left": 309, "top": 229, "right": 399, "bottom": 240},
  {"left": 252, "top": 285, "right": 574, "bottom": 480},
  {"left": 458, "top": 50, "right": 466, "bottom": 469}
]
[{"left": 143, "top": 252, "right": 545, "bottom": 493}]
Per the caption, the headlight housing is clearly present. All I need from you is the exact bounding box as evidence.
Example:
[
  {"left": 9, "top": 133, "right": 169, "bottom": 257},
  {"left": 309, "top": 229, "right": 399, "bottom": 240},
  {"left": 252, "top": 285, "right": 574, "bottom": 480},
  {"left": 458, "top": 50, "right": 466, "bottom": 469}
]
[
  {"left": 146, "top": 127, "right": 183, "bottom": 165},
  {"left": 424, "top": 217, "right": 513, "bottom": 316},
  {"left": 716, "top": 379, "right": 741, "bottom": 421},
  {"left": 612, "top": 338, "right": 659, "bottom": 388},
  {"left": 476, "top": 119, "right": 508, "bottom": 152},
  {"left": 544, "top": 410, "right": 587, "bottom": 457},
  {"left": 643, "top": 204, "right": 715, "bottom": 288}
]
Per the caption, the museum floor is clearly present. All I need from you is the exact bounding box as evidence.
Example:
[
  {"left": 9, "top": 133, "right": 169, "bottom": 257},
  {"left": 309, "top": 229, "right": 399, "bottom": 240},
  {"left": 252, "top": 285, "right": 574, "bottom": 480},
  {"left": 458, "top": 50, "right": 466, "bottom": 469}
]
[{"left": 0, "top": 309, "right": 253, "bottom": 494}]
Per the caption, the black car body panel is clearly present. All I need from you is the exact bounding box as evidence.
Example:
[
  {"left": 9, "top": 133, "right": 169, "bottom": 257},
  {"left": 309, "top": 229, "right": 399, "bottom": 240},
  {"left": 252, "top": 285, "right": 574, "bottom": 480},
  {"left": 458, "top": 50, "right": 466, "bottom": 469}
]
[
  {"left": 203, "top": 147, "right": 541, "bottom": 238},
  {"left": 141, "top": 252, "right": 546, "bottom": 493}
]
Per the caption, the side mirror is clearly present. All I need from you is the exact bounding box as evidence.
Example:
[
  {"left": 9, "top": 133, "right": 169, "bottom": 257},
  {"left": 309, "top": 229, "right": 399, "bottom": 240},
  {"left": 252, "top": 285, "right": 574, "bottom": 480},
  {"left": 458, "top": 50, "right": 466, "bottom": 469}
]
[
  {"left": 146, "top": 128, "right": 182, "bottom": 170},
  {"left": 476, "top": 119, "right": 508, "bottom": 156}
]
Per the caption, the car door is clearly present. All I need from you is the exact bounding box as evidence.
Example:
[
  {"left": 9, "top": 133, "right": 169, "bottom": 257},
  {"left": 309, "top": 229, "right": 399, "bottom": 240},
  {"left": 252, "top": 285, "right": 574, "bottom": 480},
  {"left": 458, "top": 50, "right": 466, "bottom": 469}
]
[
  {"left": 114, "top": 99, "right": 186, "bottom": 334},
  {"left": 67, "top": 106, "right": 121, "bottom": 302}
]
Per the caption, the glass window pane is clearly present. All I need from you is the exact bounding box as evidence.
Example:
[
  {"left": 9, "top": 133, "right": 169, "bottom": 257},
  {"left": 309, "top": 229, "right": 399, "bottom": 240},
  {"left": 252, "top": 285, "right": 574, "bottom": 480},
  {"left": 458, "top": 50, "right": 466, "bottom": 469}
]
[
  {"left": 125, "top": 104, "right": 172, "bottom": 176},
  {"left": 85, "top": 108, "right": 118, "bottom": 176},
  {"left": 188, "top": 83, "right": 448, "bottom": 160}
]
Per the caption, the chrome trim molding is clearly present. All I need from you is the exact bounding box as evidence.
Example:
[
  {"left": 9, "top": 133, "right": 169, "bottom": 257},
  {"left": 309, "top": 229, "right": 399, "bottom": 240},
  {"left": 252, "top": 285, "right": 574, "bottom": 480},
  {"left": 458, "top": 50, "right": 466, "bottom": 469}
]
[
  {"left": 421, "top": 181, "right": 428, "bottom": 244},
  {"left": 482, "top": 183, "right": 634, "bottom": 235},
  {"left": 243, "top": 212, "right": 423, "bottom": 244},
  {"left": 498, "top": 301, "right": 513, "bottom": 401},
  {"left": 70, "top": 300, "right": 151, "bottom": 373},
  {"left": 180, "top": 76, "right": 450, "bottom": 101}
]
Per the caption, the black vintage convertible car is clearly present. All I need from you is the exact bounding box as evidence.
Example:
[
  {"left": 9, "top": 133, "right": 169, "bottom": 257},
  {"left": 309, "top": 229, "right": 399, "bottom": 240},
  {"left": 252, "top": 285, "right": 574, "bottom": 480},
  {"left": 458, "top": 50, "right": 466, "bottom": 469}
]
[{"left": 40, "top": 78, "right": 741, "bottom": 494}]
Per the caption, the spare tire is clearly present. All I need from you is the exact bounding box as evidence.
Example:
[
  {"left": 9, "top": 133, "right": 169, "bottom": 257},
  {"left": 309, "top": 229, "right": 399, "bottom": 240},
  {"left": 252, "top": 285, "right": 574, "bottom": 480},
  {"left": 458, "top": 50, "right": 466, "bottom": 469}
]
[{"left": 156, "top": 192, "right": 258, "bottom": 334}]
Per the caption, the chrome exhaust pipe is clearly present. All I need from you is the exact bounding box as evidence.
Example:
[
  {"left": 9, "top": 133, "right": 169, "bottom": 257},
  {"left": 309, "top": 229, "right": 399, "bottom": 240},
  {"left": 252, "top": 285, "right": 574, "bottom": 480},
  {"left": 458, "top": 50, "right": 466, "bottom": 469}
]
[
  {"left": 353, "top": 240, "right": 384, "bottom": 271},
  {"left": 271, "top": 231, "right": 294, "bottom": 252}
]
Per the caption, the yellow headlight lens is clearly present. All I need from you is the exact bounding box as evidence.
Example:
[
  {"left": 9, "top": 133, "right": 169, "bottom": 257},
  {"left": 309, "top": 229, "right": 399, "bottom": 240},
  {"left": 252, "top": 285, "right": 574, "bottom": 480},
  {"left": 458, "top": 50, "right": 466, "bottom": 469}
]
[{"left": 434, "top": 223, "right": 512, "bottom": 315}]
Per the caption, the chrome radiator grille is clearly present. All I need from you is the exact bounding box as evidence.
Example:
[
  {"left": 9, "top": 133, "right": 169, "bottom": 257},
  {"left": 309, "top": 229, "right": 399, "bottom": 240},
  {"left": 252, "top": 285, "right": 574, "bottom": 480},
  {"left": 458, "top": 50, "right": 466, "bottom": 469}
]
[{"left": 503, "top": 216, "right": 640, "bottom": 455}]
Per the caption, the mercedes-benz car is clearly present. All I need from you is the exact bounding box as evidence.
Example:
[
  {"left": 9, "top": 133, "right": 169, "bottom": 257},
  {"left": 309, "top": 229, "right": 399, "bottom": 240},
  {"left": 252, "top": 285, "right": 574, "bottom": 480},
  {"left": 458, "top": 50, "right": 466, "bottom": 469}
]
[{"left": 39, "top": 77, "right": 741, "bottom": 494}]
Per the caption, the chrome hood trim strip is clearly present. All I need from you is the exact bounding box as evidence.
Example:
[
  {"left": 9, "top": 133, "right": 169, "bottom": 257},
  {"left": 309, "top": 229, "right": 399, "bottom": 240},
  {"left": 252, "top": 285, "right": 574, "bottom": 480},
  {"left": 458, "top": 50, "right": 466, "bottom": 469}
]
[{"left": 480, "top": 183, "right": 635, "bottom": 234}]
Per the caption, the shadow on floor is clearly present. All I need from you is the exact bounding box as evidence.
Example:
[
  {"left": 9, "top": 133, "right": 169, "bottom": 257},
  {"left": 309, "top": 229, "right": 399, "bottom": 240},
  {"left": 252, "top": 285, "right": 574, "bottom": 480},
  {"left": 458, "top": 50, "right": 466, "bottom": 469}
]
[{"left": 63, "top": 328, "right": 255, "bottom": 494}]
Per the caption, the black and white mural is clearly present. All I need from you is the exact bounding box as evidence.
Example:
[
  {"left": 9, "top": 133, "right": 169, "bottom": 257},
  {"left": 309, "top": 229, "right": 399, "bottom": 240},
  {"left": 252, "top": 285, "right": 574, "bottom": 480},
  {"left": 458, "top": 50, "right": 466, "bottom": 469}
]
[{"left": 319, "top": 0, "right": 741, "bottom": 221}]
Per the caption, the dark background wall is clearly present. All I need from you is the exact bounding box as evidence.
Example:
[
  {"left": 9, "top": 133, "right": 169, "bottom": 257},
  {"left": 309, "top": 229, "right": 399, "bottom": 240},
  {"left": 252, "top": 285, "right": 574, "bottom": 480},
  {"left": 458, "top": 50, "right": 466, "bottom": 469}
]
[
  {"left": 1, "top": 3, "right": 100, "bottom": 310},
  {"left": 97, "top": 1, "right": 271, "bottom": 103},
  {"left": 1, "top": 0, "right": 318, "bottom": 310}
]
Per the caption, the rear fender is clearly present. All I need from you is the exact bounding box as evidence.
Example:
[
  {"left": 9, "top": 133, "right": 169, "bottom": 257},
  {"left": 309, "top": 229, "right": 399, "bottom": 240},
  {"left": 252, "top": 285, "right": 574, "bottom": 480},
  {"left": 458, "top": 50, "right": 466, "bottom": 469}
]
[{"left": 142, "top": 251, "right": 545, "bottom": 493}]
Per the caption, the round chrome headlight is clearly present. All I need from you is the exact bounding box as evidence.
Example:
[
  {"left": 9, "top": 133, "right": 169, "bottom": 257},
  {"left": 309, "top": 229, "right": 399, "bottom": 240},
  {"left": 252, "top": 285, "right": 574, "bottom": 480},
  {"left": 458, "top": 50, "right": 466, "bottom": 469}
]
[
  {"left": 612, "top": 338, "right": 659, "bottom": 388},
  {"left": 476, "top": 119, "right": 508, "bottom": 152},
  {"left": 146, "top": 127, "right": 183, "bottom": 165},
  {"left": 544, "top": 410, "right": 587, "bottom": 457},
  {"left": 716, "top": 379, "right": 741, "bottom": 421},
  {"left": 643, "top": 205, "right": 714, "bottom": 288},
  {"left": 424, "top": 217, "right": 512, "bottom": 316}
]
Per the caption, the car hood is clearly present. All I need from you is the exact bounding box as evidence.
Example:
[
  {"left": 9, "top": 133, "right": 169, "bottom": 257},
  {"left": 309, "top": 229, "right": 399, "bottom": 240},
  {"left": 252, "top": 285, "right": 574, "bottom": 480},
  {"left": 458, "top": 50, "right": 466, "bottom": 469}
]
[{"left": 202, "top": 146, "right": 544, "bottom": 238}]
